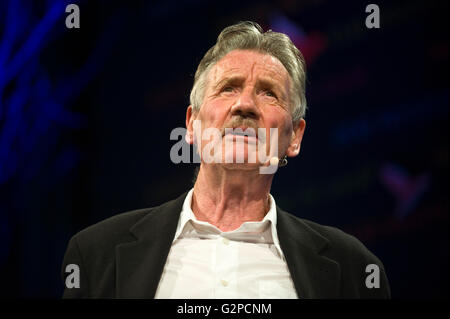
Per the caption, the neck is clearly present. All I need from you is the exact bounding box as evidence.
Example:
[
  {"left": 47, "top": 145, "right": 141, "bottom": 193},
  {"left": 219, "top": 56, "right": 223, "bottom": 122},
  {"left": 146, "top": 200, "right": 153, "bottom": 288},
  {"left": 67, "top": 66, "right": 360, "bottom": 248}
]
[{"left": 192, "top": 164, "right": 273, "bottom": 232}]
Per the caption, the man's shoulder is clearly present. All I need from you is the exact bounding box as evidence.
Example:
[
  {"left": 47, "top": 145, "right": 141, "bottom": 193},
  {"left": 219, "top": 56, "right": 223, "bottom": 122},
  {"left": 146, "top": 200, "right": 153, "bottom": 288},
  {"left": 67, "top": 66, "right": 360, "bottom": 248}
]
[
  {"left": 76, "top": 207, "right": 152, "bottom": 239},
  {"left": 278, "top": 209, "right": 383, "bottom": 266},
  {"left": 302, "top": 217, "right": 368, "bottom": 251},
  {"left": 70, "top": 194, "right": 185, "bottom": 249},
  {"left": 67, "top": 207, "right": 151, "bottom": 256},
  {"left": 279, "top": 209, "right": 390, "bottom": 298}
]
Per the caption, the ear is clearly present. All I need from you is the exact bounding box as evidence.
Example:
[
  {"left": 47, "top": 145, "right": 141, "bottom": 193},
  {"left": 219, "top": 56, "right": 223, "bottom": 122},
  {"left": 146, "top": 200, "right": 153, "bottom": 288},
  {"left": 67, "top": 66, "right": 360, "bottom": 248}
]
[
  {"left": 285, "top": 119, "right": 306, "bottom": 157},
  {"left": 185, "top": 105, "right": 196, "bottom": 145}
]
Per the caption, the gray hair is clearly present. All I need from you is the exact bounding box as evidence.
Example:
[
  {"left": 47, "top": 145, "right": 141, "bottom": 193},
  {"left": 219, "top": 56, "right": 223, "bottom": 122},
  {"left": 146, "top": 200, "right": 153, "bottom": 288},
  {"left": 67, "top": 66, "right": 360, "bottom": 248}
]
[{"left": 189, "top": 21, "right": 307, "bottom": 124}]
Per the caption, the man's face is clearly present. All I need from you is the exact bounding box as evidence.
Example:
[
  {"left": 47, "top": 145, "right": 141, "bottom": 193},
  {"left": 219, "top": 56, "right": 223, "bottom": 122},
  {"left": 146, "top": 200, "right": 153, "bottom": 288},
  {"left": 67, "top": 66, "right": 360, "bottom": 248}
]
[{"left": 186, "top": 49, "right": 306, "bottom": 170}]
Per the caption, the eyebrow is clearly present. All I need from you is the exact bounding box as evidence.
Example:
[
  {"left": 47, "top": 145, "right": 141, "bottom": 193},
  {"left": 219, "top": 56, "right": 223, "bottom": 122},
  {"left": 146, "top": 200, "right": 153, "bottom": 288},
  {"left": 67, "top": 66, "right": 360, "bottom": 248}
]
[
  {"left": 212, "top": 75, "right": 287, "bottom": 99},
  {"left": 212, "top": 76, "right": 245, "bottom": 91}
]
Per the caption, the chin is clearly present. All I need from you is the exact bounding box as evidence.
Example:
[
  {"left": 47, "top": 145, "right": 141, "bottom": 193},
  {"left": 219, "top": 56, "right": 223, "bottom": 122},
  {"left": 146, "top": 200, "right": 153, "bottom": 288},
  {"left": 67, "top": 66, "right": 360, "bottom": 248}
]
[
  {"left": 222, "top": 149, "right": 262, "bottom": 166},
  {"left": 221, "top": 162, "right": 261, "bottom": 172}
]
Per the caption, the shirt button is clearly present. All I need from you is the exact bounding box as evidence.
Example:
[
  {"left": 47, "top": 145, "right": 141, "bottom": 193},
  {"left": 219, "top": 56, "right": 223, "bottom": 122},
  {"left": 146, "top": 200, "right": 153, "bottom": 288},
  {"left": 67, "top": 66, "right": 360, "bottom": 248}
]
[
  {"left": 220, "top": 279, "right": 229, "bottom": 287},
  {"left": 222, "top": 237, "right": 230, "bottom": 245}
]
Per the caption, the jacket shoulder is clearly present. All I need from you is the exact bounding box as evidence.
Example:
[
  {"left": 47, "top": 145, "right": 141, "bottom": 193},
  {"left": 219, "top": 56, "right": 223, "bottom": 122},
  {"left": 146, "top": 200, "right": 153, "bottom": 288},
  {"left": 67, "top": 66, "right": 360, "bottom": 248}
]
[
  {"left": 61, "top": 195, "right": 185, "bottom": 298},
  {"left": 299, "top": 217, "right": 383, "bottom": 265},
  {"left": 62, "top": 207, "right": 154, "bottom": 298},
  {"left": 279, "top": 212, "right": 390, "bottom": 298},
  {"left": 278, "top": 210, "right": 386, "bottom": 271},
  {"left": 89, "top": 207, "right": 150, "bottom": 230},
  {"left": 74, "top": 208, "right": 151, "bottom": 245},
  {"left": 70, "top": 192, "right": 186, "bottom": 250}
]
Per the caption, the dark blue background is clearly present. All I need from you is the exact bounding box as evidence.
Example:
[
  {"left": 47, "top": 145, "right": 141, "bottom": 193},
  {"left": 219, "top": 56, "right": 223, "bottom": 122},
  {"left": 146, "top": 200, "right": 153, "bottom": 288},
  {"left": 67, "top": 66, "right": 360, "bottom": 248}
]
[{"left": 0, "top": 0, "right": 447, "bottom": 298}]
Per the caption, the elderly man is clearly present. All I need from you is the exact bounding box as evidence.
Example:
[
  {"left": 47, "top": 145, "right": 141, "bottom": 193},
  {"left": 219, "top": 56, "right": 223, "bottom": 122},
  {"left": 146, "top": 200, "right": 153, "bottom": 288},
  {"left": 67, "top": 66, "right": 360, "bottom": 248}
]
[{"left": 62, "top": 21, "right": 390, "bottom": 299}]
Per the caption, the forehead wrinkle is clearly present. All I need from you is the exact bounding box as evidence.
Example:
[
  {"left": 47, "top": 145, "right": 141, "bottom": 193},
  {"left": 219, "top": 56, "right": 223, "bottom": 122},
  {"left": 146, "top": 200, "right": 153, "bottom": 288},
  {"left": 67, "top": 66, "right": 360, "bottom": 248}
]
[
  {"left": 208, "top": 64, "right": 242, "bottom": 92},
  {"left": 214, "top": 64, "right": 285, "bottom": 88},
  {"left": 206, "top": 50, "right": 291, "bottom": 96},
  {"left": 248, "top": 60, "right": 257, "bottom": 84}
]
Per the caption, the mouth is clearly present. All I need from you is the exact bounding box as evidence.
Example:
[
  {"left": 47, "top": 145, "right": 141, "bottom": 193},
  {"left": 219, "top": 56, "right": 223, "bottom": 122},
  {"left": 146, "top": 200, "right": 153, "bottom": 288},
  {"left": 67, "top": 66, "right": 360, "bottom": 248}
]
[{"left": 223, "top": 126, "right": 258, "bottom": 142}]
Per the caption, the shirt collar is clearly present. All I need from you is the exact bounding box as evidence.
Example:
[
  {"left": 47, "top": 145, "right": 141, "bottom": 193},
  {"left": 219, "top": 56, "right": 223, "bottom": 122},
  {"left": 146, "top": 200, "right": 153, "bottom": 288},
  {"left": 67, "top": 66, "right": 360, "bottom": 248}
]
[{"left": 173, "top": 188, "right": 285, "bottom": 259}]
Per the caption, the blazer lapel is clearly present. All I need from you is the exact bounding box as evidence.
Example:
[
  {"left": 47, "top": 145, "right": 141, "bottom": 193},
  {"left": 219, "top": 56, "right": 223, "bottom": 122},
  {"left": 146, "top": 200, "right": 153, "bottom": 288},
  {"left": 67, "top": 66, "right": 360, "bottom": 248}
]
[
  {"left": 115, "top": 192, "right": 188, "bottom": 298},
  {"left": 277, "top": 207, "right": 341, "bottom": 298}
]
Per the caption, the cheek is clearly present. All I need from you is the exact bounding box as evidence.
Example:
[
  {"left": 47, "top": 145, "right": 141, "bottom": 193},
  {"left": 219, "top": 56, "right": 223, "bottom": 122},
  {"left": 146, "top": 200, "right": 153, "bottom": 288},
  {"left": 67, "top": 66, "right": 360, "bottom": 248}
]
[
  {"left": 199, "top": 101, "right": 229, "bottom": 126},
  {"left": 264, "top": 109, "right": 292, "bottom": 135},
  {"left": 194, "top": 102, "right": 228, "bottom": 144},
  {"left": 263, "top": 114, "right": 293, "bottom": 151}
]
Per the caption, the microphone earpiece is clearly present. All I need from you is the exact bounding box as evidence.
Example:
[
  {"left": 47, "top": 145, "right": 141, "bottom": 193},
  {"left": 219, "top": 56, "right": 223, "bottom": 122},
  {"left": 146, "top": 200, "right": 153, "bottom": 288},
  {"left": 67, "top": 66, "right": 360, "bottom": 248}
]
[{"left": 269, "top": 157, "right": 279, "bottom": 166}]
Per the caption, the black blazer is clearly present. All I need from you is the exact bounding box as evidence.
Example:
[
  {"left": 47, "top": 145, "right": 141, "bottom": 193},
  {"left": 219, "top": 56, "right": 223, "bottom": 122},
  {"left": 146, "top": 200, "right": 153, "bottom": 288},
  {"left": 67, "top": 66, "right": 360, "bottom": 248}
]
[{"left": 61, "top": 192, "right": 390, "bottom": 298}]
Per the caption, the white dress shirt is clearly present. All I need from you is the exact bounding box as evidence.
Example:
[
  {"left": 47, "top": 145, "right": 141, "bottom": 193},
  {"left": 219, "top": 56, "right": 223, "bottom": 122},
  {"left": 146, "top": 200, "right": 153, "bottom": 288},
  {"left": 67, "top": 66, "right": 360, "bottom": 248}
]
[{"left": 154, "top": 188, "right": 298, "bottom": 299}]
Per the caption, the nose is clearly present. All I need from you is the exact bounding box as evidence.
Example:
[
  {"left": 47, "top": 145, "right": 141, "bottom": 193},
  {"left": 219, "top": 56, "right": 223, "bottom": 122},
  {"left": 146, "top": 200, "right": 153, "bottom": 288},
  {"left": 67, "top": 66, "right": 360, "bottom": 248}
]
[{"left": 230, "top": 88, "right": 260, "bottom": 120}]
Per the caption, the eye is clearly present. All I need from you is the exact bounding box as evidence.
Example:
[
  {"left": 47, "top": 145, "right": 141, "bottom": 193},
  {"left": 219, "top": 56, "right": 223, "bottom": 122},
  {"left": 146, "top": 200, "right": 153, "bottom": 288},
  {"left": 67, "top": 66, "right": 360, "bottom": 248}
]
[
  {"left": 221, "top": 86, "right": 234, "bottom": 93},
  {"left": 265, "top": 90, "right": 277, "bottom": 99}
]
